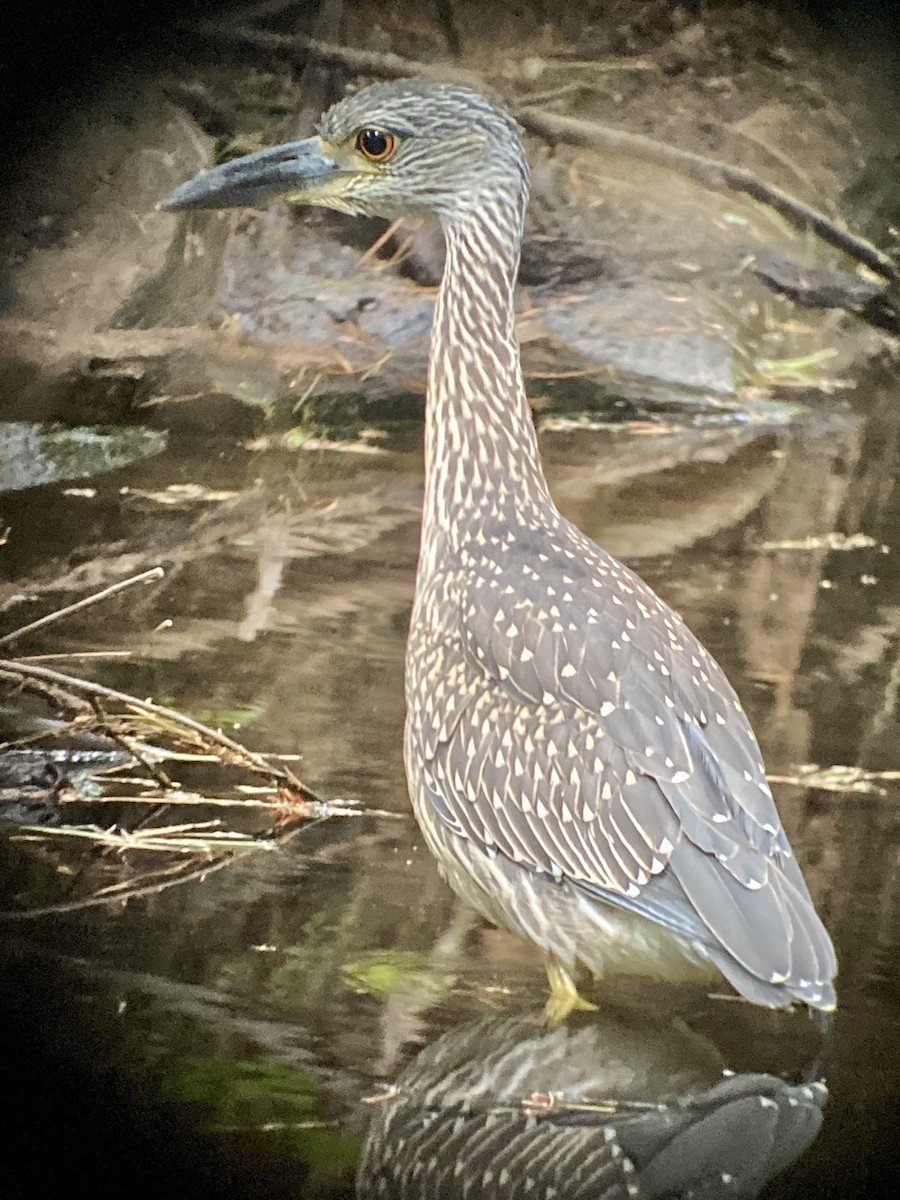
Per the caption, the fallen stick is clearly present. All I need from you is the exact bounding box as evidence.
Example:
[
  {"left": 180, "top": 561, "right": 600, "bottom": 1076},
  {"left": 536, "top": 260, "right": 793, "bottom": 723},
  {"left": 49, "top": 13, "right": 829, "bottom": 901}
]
[
  {"left": 0, "top": 568, "right": 164, "bottom": 649},
  {"left": 189, "top": 21, "right": 900, "bottom": 288},
  {"left": 0, "top": 659, "right": 317, "bottom": 798}
]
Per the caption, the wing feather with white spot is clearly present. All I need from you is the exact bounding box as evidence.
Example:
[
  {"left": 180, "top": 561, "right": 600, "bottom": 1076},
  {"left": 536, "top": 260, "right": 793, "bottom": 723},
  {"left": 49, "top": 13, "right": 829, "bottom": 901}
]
[
  {"left": 457, "top": 523, "right": 796, "bottom": 867},
  {"left": 416, "top": 521, "right": 836, "bottom": 1003}
]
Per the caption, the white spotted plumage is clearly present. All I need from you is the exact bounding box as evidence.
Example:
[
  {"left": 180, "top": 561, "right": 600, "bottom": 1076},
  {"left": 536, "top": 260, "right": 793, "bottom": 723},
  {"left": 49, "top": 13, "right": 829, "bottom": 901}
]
[
  {"left": 340, "top": 82, "right": 839, "bottom": 1010},
  {"left": 174, "top": 76, "right": 837, "bottom": 1012}
]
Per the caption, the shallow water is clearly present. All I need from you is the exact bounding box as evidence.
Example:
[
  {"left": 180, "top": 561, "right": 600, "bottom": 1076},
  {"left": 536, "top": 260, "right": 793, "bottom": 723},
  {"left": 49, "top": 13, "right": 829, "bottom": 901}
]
[{"left": 2, "top": 367, "right": 900, "bottom": 1197}]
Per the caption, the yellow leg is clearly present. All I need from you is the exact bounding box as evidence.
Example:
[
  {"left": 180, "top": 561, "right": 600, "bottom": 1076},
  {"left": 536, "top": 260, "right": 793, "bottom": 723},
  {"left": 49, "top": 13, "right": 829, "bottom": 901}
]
[{"left": 541, "top": 954, "right": 598, "bottom": 1026}]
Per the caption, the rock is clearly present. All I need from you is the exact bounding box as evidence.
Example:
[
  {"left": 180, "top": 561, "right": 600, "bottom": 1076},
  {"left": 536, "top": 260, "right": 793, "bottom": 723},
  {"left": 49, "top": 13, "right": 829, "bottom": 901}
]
[
  {"left": 0, "top": 422, "right": 167, "bottom": 493},
  {"left": 1, "top": 83, "right": 214, "bottom": 341}
]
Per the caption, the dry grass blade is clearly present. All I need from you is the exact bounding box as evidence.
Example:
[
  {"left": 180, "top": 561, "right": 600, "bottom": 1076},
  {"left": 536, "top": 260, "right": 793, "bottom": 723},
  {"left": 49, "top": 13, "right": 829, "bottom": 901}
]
[
  {"left": 0, "top": 658, "right": 317, "bottom": 798},
  {"left": 0, "top": 579, "right": 402, "bottom": 918},
  {"left": 768, "top": 764, "right": 900, "bottom": 795}
]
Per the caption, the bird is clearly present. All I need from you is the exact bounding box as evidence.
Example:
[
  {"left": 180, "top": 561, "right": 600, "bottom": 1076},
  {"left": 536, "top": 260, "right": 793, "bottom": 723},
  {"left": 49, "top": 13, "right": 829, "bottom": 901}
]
[{"left": 161, "top": 78, "right": 837, "bottom": 1022}]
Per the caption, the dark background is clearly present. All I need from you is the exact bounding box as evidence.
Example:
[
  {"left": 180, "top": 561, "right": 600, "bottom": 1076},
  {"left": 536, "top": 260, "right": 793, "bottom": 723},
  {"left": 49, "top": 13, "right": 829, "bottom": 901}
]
[
  {"left": 2, "top": 7, "right": 321, "bottom": 1192},
  {"left": 1, "top": 1, "right": 898, "bottom": 162}
]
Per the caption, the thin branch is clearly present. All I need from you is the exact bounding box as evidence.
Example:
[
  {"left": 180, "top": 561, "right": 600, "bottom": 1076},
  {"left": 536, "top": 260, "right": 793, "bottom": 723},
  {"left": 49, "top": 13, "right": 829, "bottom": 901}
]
[
  {"left": 0, "top": 660, "right": 317, "bottom": 799},
  {"left": 189, "top": 20, "right": 433, "bottom": 81},
  {"left": 0, "top": 853, "right": 236, "bottom": 919},
  {"left": 0, "top": 568, "right": 165, "bottom": 648},
  {"left": 1, "top": 671, "right": 95, "bottom": 720},
  {"left": 514, "top": 106, "right": 900, "bottom": 286},
  {"left": 189, "top": 22, "right": 900, "bottom": 287}
]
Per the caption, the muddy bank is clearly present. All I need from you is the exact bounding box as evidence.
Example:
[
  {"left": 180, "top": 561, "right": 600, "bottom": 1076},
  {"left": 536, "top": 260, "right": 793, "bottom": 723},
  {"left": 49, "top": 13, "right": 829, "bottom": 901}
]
[{"left": 1, "top": 0, "right": 897, "bottom": 448}]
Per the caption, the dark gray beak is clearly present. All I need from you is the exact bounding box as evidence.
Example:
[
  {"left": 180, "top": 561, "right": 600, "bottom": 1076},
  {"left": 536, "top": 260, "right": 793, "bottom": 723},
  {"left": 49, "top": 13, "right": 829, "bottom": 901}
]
[{"left": 158, "top": 136, "right": 339, "bottom": 212}]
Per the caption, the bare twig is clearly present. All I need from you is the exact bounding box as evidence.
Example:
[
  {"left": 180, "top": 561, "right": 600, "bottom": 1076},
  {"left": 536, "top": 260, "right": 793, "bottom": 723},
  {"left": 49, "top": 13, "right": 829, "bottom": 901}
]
[
  {"left": 190, "top": 22, "right": 900, "bottom": 287},
  {"left": 1, "top": 671, "right": 95, "bottom": 720},
  {"left": 0, "top": 853, "right": 236, "bottom": 919},
  {"left": 514, "top": 106, "right": 900, "bottom": 286},
  {"left": 88, "top": 697, "right": 173, "bottom": 800},
  {"left": 0, "top": 660, "right": 317, "bottom": 799},
  {"left": 0, "top": 568, "right": 165, "bottom": 648}
]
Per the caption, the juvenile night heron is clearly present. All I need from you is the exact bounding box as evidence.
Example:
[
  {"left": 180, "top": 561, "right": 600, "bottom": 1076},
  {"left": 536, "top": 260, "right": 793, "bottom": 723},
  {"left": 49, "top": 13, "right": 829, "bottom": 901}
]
[{"left": 162, "top": 80, "right": 837, "bottom": 1020}]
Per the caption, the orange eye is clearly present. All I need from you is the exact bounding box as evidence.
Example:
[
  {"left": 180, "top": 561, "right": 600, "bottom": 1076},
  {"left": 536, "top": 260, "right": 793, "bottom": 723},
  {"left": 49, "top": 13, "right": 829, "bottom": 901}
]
[{"left": 356, "top": 128, "right": 396, "bottom": 162}]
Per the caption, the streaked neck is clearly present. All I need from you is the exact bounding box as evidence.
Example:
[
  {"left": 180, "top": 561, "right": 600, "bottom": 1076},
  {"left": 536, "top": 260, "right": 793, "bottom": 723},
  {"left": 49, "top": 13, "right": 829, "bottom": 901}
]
[{"left": 421, "top": 198, "right": 552, "bottom": 562}]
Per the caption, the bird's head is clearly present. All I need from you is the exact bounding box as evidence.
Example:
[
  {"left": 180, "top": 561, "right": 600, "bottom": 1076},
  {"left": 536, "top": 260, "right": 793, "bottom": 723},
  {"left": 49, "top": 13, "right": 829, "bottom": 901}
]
[{"left": 159, "top": 79, "right": 527, "bottom": 224}]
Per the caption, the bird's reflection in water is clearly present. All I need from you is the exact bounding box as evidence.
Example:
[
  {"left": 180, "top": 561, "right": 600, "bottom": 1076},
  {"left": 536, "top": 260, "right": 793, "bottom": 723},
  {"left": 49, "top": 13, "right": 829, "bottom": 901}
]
[{"left": 357, "top": 1013, "right": 826, "bottom": 1200}]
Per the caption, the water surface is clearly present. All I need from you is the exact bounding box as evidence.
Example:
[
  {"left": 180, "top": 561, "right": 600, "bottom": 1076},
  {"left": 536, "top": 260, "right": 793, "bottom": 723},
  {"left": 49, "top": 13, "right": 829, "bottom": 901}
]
[{"left": 2, "top": 373, "right": 900, "bottom": 1198}]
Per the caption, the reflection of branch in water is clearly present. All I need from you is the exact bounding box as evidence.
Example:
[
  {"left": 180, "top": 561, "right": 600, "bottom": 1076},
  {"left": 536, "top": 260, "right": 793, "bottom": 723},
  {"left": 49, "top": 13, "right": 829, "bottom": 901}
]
[
  {"left": 238, "top": 509, "right": 293, "bottom": 643},
  {"left": 375, "top": 901, "right": 478, "bottom": 1077},
  {"left": 358, "top": 1014, "right": 827, "bottom": 1200},
  {"left": 0, "top": 851, "right": 236, "bottom": 920}
]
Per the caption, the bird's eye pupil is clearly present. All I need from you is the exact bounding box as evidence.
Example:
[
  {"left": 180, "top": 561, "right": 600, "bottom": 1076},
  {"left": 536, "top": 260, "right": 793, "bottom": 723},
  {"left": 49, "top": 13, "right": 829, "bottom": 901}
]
[{"left": 357, "top": 128, "right": 395, "bottom": 161}]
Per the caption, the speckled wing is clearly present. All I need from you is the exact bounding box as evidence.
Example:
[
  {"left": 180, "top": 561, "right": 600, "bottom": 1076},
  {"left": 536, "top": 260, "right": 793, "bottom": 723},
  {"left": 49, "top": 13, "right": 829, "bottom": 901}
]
[{"left": 424, "top": 521, "right": 835, "bottom": 1006}]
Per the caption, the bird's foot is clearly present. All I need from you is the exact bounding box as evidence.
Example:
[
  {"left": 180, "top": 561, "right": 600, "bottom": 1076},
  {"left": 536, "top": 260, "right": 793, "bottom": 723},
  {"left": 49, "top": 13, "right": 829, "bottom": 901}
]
[{"left": 541, "top": 955, "right": 598, "bottom": 1026}]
